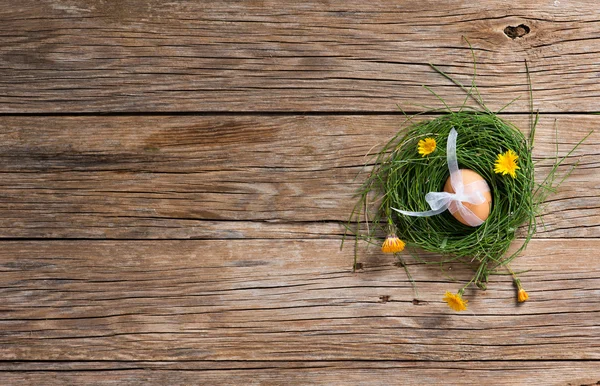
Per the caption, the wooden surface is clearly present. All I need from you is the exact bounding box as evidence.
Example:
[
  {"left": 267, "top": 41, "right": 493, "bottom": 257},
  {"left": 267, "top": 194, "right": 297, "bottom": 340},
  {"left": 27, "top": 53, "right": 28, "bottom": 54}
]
[{"left": 0, "top": 1, "right": 599, "bottom": 385}]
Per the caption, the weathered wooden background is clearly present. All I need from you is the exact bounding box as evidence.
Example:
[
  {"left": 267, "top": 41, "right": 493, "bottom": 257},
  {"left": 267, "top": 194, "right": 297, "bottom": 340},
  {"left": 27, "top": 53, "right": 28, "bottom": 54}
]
[{"left": 0, "top": 1, "right": 599, "bottom": 385}]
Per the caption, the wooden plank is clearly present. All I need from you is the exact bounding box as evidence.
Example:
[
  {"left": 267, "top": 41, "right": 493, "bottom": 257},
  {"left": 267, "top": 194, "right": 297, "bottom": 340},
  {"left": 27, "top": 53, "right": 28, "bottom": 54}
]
[
  {"left": 0, "top": 239, "right": 598, "bottom": 362},
  {"left": 0, "top": 361, "right": 599, "bottom": 385},
  {"left": 2, "top": 1, "right": 600, "bottom": 113},
  {"left": 0, "top": 114, "right": 595, "bottom": 239}
]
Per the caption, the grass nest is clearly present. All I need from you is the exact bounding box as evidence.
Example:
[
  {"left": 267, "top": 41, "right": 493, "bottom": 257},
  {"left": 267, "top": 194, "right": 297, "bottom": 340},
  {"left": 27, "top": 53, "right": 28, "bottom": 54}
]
[
  {"left": 346, "top": 52, "right": 589, "bottom": 310},
  {"left": 372, "top": 110, "right": 535, "bottom": 288}
]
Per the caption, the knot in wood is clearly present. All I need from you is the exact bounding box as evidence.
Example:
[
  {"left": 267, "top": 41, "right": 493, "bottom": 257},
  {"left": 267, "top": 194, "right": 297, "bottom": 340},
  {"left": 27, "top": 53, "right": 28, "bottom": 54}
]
[{"left": 504, "top": 24, "right": 530, "bottom": 39}]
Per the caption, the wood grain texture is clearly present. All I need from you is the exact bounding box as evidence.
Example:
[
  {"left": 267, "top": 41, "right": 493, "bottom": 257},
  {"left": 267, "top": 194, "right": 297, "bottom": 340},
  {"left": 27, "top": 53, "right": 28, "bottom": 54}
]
[
  {"left": 0, "top": 361, "right": 599, "bottom": 386},
  {"left": 1, "top": 1, "right": 599, "bottom": 384},
  {"left": 0, "top": 114, "right": 595, "bottom": 239},
  {"left": 2, "top": 0, "right": 600, "bottom": 113},
  {"left": 0, "top": 239, "right": 598, "bottom": 363}
]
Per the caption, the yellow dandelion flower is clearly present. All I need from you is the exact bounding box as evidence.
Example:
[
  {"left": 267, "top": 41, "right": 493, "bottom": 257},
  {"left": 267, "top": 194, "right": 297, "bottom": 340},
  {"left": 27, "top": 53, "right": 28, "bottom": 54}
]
[
  {"left": 518, "top": 288, "right": 529, "bottom": 303},
  {"left": 443, "top": 291, "right": 468, "bottom": 312},
  {"left": 494, "top": 149, "right": 520, "bottom": 178},
  {"left": 417, "top": 137, "right": 436, "bottom": 157},
  {"left": 381, "top": 235, "right": 405, "bottom": 254}
]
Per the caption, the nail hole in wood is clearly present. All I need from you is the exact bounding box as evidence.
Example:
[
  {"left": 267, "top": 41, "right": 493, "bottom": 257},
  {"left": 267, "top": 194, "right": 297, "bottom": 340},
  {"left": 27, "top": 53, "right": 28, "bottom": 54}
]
[{"left": 504, "top": 24, "right": 530, "bottom": 39}]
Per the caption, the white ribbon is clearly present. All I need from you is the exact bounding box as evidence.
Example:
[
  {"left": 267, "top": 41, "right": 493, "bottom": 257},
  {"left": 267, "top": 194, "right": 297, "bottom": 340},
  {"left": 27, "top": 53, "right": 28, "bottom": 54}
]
[{"left": 392, "top": 128, "right": 489, "bottom": 227}]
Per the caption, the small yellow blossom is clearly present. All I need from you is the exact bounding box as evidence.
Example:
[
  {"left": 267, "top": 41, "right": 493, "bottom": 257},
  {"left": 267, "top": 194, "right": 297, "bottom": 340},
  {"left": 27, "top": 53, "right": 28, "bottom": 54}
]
[
  {"left": 518, "top": 288, "right": 529, "bottom": 303},
  {"left": 494, "top": 149, "right": 520, "bottom": 178},
  {"left": 381, "top": 235, "right": 405, "bottom": 254},
  {"left": 514, "top": 277, "right": 529, "bottom": 303},
  {"left": 443, "top": 291, "right": 468, "bottom": 312},
  {"left": 417, "top": 137, "right": 437, "bottom": 157}
]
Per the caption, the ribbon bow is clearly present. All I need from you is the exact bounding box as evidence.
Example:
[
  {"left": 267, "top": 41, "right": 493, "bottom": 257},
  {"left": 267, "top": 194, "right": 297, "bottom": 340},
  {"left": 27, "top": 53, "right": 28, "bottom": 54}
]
[{"left": 392, "top": 128, "right": 489, "bottom": 227}]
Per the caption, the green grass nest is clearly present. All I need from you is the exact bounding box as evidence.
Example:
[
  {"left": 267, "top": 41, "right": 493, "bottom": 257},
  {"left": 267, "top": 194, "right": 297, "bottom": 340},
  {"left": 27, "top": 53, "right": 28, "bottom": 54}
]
[
  {"left": 346, "top": 53, "right": 589, "bottom": 305},
  {"left": 372, "top": 110, "right": 535, "bottom": 288}
]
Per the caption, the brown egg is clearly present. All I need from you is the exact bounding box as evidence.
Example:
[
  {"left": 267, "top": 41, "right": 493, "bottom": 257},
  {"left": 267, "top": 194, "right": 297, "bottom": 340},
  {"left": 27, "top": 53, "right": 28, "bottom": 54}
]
[{"left": 443, "top": 169, "right": 492, "bottom": 226}]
